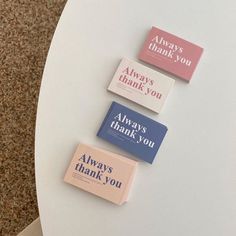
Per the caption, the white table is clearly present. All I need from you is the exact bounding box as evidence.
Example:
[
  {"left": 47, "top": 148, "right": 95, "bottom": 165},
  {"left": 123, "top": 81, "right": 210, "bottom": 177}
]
[{"left": 35, "top": 0, "right": 236, "bottom": 235}]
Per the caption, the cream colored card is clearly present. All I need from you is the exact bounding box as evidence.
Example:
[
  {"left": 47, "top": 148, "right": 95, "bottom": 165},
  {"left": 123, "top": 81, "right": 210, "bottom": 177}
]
[{"left": 108, "top": 58, "right": 175, "bottom": 113}]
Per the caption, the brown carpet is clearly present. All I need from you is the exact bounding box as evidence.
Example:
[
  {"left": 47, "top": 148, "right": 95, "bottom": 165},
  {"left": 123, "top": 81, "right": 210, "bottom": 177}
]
[{"left": 0, "top": 1, "right": 67, "bottom": 235}]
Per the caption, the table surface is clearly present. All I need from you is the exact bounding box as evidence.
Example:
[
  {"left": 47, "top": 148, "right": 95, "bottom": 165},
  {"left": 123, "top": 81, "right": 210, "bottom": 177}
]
[{"left": 35, "top": 0, "right": 236, "bottom": 235}]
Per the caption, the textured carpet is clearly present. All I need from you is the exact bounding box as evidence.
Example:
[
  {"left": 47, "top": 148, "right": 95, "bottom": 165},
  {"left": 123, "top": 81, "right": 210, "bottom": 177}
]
[{"left": 0, "top": 1, "right": 67, "bottom": 235}]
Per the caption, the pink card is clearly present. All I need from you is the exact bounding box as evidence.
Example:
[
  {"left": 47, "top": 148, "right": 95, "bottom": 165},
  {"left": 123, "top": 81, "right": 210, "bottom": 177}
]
[
  {"left": 139, "top": 27, "right": 203, "bottom": 82},
  {"left": 64, "top": 144, "right": 137, "bottom": 205},
  {"left": 108, "top": 58, "right": 174, "bottom": 113}
]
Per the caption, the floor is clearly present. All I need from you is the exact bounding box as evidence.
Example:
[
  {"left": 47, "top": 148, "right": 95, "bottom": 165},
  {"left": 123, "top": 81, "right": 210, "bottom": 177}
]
[{"left": 0, "top": 1, "right": 67, "bottom": 235}]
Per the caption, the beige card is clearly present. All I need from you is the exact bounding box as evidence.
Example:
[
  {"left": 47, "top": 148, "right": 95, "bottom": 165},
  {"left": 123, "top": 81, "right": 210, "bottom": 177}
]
[{"left": 64, "top": 143, "right": 137, "bottom": 205}]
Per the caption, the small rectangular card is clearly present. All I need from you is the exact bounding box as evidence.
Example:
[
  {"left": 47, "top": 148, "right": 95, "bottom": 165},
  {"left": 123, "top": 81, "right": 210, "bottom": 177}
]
[
  {"left": 97, "top": 102, "right": 168, "bottom": 164},
  {"left": 64, "top": 143, "right": 137, "bottom": 205},
  {"left": 139, "top": 26, "right": 203, "bottom": 82},
  {"left": 108, "top": 58, "right": 174, "bottom": 113}
]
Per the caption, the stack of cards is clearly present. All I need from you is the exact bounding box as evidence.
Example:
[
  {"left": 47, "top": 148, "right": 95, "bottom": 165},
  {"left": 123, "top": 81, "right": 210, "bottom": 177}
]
[
  {"left": 97, "top": 102, "right": 168, "bottom": 164},
  {"left": 64, "top": 25, "right": 203, "bottom": 205},
  {"left": 64, "top": 143, "right": 137, "bottom": 205}
]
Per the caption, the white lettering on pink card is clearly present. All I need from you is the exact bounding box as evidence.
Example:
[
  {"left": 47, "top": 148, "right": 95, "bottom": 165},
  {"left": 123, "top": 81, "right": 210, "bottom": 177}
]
[{"left": 139, "top": 27, "right": 203, "bottom": 82}]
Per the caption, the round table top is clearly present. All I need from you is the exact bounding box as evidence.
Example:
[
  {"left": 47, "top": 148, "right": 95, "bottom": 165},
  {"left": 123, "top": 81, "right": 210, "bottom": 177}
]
[{"left": 35, "top": 0, "right": 236, "bottom": 235}]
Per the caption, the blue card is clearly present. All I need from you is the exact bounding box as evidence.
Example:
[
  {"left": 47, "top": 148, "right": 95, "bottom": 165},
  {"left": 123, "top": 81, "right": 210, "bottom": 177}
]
[{"left": 97, "top": 102, "right": 168, "bottom": 164}]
